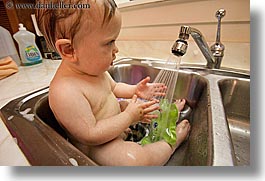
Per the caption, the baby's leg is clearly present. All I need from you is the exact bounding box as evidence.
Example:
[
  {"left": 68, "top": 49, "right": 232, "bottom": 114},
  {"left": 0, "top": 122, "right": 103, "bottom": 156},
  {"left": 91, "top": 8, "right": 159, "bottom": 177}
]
[
  {"left": 172, "top": 119, "right": 190, "bottom": 151},
  {"left": 89, "top": 120, "right": 190, "bottom": 166},
  {"left": 173, "top": 99, "right": 191, "bottom": 149},
  {"left": 89, "top": 138, "right": 173, "bottom": 166}
]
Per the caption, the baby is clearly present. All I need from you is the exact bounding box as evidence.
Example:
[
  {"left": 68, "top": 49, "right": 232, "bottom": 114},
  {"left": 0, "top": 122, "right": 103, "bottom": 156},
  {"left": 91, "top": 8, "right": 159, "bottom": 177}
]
[{"left": 37, "top": 0, "right": 190, "bottom": 166}]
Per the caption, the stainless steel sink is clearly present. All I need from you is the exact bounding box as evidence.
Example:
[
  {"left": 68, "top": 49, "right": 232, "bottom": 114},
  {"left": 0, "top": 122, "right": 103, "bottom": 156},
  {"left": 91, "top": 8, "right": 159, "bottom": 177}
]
[
  {"left": 218, "top": 78, "right": 250, "bottom": 166},
  {"left": 109, "top": 64, "right": 210, "bottom": 166},
  {"left": 0, "top": 58, "right": 250, "bottom": 166}
]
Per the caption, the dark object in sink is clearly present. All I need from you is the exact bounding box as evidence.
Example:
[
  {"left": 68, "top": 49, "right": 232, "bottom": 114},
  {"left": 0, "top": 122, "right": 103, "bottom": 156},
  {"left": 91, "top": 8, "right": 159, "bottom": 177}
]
[{"left": 125, "top": 123, "right": 148, "bottom": 142}]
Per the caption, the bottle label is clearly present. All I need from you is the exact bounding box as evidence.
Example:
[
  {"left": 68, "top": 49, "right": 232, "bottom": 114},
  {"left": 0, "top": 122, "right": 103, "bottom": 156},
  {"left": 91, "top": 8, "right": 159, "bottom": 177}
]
[{"left": 25, "top": 45, "right": 41, "bottom": 62}]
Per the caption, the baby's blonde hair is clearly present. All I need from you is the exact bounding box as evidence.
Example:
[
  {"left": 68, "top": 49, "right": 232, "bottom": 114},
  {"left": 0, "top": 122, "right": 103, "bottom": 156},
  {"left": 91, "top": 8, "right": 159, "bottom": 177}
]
[{"left": 36, "top": 0, "right": 117, "bottom": 51}]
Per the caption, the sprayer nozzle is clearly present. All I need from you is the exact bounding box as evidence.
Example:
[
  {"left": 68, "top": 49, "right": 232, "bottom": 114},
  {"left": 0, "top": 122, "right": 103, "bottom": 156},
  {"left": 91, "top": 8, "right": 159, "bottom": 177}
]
[{"left": 171, "top": 39, "right": 188, "bottom": 57}]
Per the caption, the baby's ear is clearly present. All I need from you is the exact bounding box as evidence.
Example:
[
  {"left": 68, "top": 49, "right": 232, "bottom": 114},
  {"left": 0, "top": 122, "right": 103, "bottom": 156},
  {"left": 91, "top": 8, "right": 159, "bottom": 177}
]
[{"left": 55, "top": 39, "right": 77, "bottom": 63}]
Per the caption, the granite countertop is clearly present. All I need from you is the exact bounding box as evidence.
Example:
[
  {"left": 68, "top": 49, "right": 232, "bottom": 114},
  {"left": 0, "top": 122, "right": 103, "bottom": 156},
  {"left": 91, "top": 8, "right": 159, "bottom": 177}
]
[{"left": 0, "top": 59, "right": 61, "bottom": 165}]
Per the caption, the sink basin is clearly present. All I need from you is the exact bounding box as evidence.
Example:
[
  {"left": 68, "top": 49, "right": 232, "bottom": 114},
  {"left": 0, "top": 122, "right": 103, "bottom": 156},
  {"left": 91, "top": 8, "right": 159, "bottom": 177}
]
[
  {"left": 109, "top": 64, "right": 210, "bottom": 165},
  {"left": 34, "top": 66, "right": 210, "bottom": 166},
  {"left": 0, "top": 58, "right": 250, "bottom": 166},
  {"left": 218, "top": 78, "right": 250, "bottom": 166}
]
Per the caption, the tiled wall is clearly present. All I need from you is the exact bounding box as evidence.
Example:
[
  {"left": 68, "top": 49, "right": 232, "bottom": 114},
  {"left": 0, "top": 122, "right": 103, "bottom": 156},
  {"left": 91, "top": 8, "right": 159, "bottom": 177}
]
[
  {"left": 116, "top": 40, "right": 250, "bottom": 70},
  {"left": 116, "top": 0, "right": 250, "bottom": 71}
]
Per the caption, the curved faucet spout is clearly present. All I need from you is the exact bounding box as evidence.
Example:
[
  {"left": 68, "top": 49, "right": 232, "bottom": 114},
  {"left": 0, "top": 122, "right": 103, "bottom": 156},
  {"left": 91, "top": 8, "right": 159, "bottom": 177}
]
[
  {"left": 189, "top": 27, "right": 216, "bottom": 69},
  {"left": 171, "top": 9, "right": 226, "bottom": 69},
  {"left": 171, "top": 26, "right": 216, "bottom": 69}
]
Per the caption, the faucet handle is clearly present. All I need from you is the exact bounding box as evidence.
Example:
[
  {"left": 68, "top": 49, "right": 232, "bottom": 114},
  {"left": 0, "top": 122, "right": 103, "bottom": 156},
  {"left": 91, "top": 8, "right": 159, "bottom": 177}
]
[
  {"left": 214, "top": 8, "right": 226, "bottom": 43},
  {"left": 215, "top": 9, "right": 226, "bottom": 19},
  {"left": 211, "top": 8, "right": 226, "bottom": 68}
]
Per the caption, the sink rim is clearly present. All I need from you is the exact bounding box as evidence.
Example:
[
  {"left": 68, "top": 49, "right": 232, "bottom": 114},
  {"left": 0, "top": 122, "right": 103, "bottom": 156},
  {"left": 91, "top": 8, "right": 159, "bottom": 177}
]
[{"left": 114, "top": 57, "right": 250, "bottom": 79}]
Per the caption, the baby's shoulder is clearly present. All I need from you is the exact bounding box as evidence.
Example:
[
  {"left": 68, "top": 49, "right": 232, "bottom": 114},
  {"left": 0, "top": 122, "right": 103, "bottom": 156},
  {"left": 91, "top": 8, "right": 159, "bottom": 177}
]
[
  {"left": 49, "top": 75, "right": 83, "bottom": 97},
  {"left": 51, "top": 74, "right": 78, "bottom": 87}
]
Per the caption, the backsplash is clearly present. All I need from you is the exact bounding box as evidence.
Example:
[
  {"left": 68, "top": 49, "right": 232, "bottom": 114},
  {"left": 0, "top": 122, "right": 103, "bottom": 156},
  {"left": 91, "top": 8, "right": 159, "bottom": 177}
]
[
  {"left": 116, "top": 40, "right": 250, "bottom": 71},
  {"left": 116, "top": 0, "right": 250, "bottom": 71}
]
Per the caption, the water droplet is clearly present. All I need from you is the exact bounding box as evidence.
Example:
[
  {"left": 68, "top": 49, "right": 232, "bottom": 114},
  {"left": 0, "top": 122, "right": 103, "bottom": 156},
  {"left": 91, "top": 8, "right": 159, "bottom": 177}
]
[
  {"left": 13, "top": 137, "right": 18, "bottom": 144},
  {"left": 23, "top": 114, "right": 34, "bottom": 121},
  {"left": 69, "top": 158, "right": 78, "bottom": 166},
  {"left": 19, "top": 108, "right": 32, "bottom": 115},
  {"left": 8, "top": 115, "right": 14, "bottom": 121}
]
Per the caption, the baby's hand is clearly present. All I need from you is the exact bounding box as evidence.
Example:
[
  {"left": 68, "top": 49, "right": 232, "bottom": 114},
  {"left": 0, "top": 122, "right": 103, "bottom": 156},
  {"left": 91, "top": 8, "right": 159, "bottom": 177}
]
[
  {"left": 135, "top": 76, "right": 167, "bottom": 100},
  {"left": 124, "top": 95, "right": 159, "bottom": 124}
]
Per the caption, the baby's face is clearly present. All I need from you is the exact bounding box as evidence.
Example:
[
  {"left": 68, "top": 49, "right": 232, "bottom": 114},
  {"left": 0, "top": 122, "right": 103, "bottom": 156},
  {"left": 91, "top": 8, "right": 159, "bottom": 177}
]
[{"left": 74, "top": 9, "right": 122, "bottom": 76}]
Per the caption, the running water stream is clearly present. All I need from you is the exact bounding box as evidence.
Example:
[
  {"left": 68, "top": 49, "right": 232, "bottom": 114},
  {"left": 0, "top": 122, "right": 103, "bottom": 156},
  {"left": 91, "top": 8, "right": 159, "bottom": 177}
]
[
  {"left": 153, "top": 54, "right": 182, "bottom": 102},
  {"left": 140, "top": 54, "right": 183, "bottom": 145}
]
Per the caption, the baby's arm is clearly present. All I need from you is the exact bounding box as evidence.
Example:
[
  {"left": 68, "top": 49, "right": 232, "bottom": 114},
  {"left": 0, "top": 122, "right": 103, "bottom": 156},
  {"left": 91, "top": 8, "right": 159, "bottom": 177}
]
[
  {"left": 106, "top": 72, "right": 137, "bottom": 98},
  {"left": 49, "top": 82, "right": 158, "bottom": 146},
  {"left": 107, "top": 73, "right": 166, "bottom": 100},
  {"left": 114, "top": 82, "right": 136, "bottom": 98}
]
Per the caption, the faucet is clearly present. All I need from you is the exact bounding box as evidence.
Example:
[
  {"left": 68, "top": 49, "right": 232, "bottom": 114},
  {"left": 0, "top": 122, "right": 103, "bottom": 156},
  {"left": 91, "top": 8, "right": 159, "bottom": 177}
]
[{"left": 171, "top": 9, "right": 226, "bottom": 69}]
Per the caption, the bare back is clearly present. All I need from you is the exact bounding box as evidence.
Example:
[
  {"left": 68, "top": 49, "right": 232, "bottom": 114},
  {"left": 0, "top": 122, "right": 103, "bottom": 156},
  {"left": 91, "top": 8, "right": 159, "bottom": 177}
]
[{"left": 49, "top": 63, "right": 121, "bottom": 154}]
